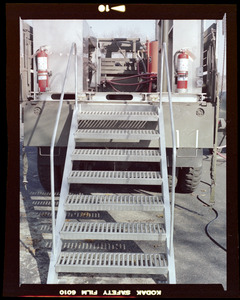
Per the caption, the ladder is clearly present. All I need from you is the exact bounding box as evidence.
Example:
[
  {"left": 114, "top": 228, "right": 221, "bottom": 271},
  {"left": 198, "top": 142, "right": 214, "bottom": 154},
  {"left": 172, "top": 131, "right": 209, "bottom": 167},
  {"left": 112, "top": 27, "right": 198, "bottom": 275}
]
[{"left": 47, "top": 42, "right": 176, "bottom": 284}]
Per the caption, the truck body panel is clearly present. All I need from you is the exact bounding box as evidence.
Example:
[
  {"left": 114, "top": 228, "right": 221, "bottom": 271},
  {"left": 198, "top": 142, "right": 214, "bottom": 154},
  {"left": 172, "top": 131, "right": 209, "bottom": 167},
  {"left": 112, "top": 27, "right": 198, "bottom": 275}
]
[{"left": 23, "top": 99, "right": 214, "bottom": 148}]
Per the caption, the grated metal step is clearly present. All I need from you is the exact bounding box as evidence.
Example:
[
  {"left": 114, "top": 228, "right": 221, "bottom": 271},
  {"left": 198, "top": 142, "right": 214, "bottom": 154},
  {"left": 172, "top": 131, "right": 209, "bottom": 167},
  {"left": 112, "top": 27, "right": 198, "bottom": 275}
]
[
  {"left": 68, "top": 171, "right": 162, "bottom": 185},
  {"left": 74, "top": 129, "right": 159, "bottom": 141},
  {"left": 55, "top": 252, "right": 168, "bottom": 275},
  {"left": 71, "top": 148, "right": 161, "bottom": 162},
  {"left": 60, "top": 221, "right": 166, "bottom": 241},
  {"left": 78, "top": 111, "right": 158, "bottom": 121},
  {"left": 64, "top": 194, "right": 164, "bottom": 212}
]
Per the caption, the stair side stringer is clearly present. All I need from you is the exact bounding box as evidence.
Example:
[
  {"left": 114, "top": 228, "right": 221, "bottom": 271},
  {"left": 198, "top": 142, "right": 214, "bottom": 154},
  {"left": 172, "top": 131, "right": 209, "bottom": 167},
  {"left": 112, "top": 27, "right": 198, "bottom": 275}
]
[
  {"left": 47, "top": 107, "right": 79, "bottom": 284},
  {"left": 158, "top": 103, "right": 176, "bottom": 284}
]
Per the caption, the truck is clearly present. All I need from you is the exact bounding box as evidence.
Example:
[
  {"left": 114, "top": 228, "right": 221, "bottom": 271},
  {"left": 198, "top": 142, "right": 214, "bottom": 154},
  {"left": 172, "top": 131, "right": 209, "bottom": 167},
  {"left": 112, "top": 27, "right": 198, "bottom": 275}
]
[{"left": 20, "top": 18, "right": 223, "bottom": 284}]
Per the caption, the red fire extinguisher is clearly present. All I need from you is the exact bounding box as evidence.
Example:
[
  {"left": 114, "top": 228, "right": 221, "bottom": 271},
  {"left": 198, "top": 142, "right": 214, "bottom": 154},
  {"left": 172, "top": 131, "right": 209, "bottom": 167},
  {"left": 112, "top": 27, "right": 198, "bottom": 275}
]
[
  {"left": 175, "top": 50, "right": 189, "bottom": 93},
  {"left": 36, "top": 46, "right": 49, "bottom": 92}
]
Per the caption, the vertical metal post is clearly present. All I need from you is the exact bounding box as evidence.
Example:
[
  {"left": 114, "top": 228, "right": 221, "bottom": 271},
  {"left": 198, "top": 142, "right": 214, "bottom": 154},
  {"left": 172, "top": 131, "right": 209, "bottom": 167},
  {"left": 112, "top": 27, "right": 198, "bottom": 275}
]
[
  {"left": 33, "top": 48, "right": 36, "bottom": 101},
  {"left": 74, "top": 43, "right": 78, "bottom": 110},
  {"left": 162, "top": 21, "right": 169, "bottom": 92},
  {"left": 210, "top": 95, "right": 220, "bottom": 204},
  {"left": 157, "top": 20, "right": 163, "bottom": 92},
  {"left": 159, "top": 39, "right": 164, "bottom": 101}
]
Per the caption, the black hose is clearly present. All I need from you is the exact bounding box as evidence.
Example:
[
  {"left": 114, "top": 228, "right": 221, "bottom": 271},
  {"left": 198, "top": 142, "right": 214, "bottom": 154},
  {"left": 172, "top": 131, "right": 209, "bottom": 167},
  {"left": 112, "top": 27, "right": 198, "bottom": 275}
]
[
  {"left": 173, "top": 50, "right": 181, "bottom": 76},
  {"left": 139, "top": 58, "right": 147, "bottom": 73},
  {"left": 35, "top": 49, "right": 39, "bottom": 71},
  {"left": 197, "top": 195, "right": 226, "bottom": 252}
]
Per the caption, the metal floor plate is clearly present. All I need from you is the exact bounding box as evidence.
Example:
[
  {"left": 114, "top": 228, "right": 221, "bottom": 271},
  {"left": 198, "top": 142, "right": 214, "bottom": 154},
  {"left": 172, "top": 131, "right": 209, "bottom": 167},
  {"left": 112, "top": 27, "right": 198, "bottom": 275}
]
[
  {"left": 64, "top": 194, "right": 164, "bottom": 212},
  {"left": 68, "top": 171, "right": 162, "bottom": 185},
  {"left": 71, "top": 148, "right": 161, "bottom": 162},
  {"left": 60, "top": 221, "right": 166, "bottom": 241},
  {"left": 56, "top": 252, "right": 168, "bottom": 275}
]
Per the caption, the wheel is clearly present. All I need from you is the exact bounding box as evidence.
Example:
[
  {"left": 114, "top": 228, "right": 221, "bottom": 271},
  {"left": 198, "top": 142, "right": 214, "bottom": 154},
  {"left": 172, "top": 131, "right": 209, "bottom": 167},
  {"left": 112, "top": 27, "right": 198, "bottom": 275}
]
[
  {"left": 37, "top": 147, "right": 66, "bottom": 192},
  {"left": 38, "top": 163, "right": 63, "bottom": 192},
  {"left": 168, "top": 167, "right": 178, "bottom": 192},
  {"left": 177, "top": 166, "right": 202, "bottom": 193}
]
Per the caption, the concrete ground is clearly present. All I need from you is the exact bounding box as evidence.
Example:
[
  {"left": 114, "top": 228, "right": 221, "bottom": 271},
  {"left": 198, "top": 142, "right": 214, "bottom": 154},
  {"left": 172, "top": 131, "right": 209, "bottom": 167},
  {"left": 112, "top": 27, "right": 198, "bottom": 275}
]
[{"left": 19, "top": 143, "right": 226, "bottom": 290}]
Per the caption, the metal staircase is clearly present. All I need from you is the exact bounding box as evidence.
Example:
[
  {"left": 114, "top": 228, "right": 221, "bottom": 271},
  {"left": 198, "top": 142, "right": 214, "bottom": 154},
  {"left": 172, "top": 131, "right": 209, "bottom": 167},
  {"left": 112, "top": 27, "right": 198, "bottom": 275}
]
[{"left": 47, "top": 42, "right": 176, "bottom": 284}]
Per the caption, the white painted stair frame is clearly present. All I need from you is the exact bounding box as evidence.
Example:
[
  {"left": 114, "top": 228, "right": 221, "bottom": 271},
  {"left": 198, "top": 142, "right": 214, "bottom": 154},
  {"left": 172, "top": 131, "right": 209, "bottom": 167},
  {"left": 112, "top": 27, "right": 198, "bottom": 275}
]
[
  {"left": 160, "top": 42, "right": 177, "bottom": 283},
  {"left": 47, "top": 42, "right": 176, "bottom": 283},
  {"left": 47, "top": 107, "right": 78, "bottom": 283},
  {"left": 47, "top": 41, "right": 78, "bottom": 283},
  {"left": 47, "top": 105, "right": 174, "bottom": 283}
]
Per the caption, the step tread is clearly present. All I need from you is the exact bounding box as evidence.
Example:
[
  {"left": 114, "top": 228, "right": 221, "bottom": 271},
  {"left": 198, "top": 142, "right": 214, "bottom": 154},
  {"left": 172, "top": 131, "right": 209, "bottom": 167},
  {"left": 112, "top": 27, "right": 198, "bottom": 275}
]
[
  {"left": 68, "top": 171, "right": 162, "bottom": 185},
  {"left": 71, "top": 148, "right": 161, "bottom": 162},
  {"left": 60, "top": 221, "right": 166, "bottom": 241},
  {"left": 56, "top": 252, "right": 168, "bottom": 275},
  {"left": 74, "top": 129, "right": 159, "bottom": 140},
  {"left": 78, "top": 110, "right": 158, "bottom": 121},
  {"left": 64, "top": 194, "right": 164, "bottom": 212}
]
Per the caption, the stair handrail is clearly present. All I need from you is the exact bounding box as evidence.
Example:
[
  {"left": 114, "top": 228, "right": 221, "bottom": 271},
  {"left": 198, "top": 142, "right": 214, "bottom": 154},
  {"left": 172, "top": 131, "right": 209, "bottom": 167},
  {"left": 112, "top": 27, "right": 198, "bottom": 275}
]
[
  {"left": 50, "top": 42, "right": 78, "bottom": 256},
  {"left": 160, "top": 42, "right": 177, "bottom": 255}
]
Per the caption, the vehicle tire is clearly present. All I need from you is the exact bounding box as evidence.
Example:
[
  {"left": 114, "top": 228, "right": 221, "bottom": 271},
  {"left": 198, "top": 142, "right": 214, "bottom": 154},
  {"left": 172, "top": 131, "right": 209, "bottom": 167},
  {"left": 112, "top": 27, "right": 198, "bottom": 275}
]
[
  {"left": 177, "top": 166, "right": 202, "bottom": 193},
  {"left": 168, "top": 167, "right": 178, "bottom": 192},
  {"left": 37, "top": 147, "right": 66, "bottom": 192},
  {"left": 38, "top": 163, "right": 63, "bottom": 192}
]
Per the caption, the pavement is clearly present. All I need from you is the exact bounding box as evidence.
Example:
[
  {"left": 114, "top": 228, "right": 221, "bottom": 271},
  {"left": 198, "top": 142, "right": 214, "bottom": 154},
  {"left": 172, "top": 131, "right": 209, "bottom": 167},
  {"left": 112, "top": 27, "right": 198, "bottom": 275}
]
[{"left": 19, "top": 143, "right": 226, "bottom": 290}]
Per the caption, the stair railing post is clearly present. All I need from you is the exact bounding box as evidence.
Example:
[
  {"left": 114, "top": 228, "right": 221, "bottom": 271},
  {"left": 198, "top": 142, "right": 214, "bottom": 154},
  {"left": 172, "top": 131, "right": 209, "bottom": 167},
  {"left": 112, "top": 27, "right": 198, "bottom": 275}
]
[
  {"left": 162, "top": 42, "right": 177, "bottom": 255},
  {"left": 50, "top": 42, "right": 76, "bottom": 258},
  {"left": 159, "top": 41, "right": 169, "bottom": 203},
  {"left": 74, "top": 43, "right": 78, "bottom": 110}
]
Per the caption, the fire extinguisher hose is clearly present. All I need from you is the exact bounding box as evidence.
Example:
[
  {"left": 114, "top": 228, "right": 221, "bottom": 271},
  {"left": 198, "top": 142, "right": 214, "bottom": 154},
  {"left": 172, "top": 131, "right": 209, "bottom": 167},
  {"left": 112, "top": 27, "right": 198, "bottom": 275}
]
[{"left": 173, "top": 50, "right": 181, "bottom": 76}]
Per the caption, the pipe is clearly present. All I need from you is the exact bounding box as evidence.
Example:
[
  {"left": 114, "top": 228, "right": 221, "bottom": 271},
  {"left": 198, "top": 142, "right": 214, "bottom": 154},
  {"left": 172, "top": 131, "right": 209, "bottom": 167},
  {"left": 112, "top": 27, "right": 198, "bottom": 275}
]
[
  {"left": 162, "top": 21, "right": 169, "bottom": 92},
  {"left": 106, "top": 78, "right": 156, "bottom": 86},
  {"left": 217, "top": 151, "right": 226, "bottom": 160},
  {"left": 148, "top": 78, "right": 153, "bottom": 92},
  {"left": 103, "top": 72, "right": 156, "bottom": 82},
  {"left": 74, "top": 43, "right": 78, "bottom": 110}
]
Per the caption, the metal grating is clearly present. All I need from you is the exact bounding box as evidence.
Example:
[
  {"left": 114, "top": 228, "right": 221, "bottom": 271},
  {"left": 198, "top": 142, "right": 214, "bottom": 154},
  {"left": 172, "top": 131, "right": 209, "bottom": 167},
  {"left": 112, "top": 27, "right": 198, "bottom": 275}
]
[
  {"left": 60, "top": 221, "right": 166, "bottom": 241},
  {"left": 74, "top": 129, "right": 159, "bottom": 140},
  {"left": 56, "top": 252, "right": 168, "bottom": 275},
  {"left": 68, "top": 171, "right": 162, "bottom": 185},
  {"left": 64, "top": 194, "right": 164, "bottom": 212},
  {"left": 78, "top": 111, "right": 158, "bottom": 121},
  {"left": 78, "top": 120, "right": 150, "bottom": 129},
  {"left": 71, "top": 148, "right": 161, "bottom": 162}
]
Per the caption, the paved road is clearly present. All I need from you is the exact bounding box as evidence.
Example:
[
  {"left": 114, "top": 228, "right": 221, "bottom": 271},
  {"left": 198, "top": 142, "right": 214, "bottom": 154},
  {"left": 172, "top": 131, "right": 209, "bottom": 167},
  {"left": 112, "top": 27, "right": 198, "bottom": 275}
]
[{"left": 19, "top": 141, "right": 226, "bottom": 291}]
